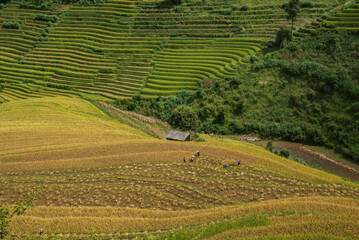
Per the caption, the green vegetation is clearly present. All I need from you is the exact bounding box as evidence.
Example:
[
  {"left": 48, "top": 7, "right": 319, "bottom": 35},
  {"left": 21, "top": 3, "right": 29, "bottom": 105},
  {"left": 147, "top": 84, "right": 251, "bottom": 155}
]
[
  {"left": 2, "top": 21, "right": 19, "bottom": 29},
  {"left": 169, "top": 105, "right": 198, "bottom": 131},
  {"left": 282, "top": 0, "right": 300, "bottom": 38},
  {"left": 33, "top": 14, "right": 58, "bottom": 23},
  {"left": 0, "top": 192, "right": 36, "bottom": 238}
]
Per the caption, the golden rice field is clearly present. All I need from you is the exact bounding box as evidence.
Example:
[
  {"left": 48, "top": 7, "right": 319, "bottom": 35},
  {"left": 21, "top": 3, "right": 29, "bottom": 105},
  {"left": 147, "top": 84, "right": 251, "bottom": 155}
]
[{"left": 1, "top": 97, "right": 358, "bottom": 239}]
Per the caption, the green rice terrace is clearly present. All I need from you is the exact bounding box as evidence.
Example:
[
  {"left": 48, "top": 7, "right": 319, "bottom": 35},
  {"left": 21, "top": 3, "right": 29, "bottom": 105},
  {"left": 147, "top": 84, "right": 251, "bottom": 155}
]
[{"left": 0, "top": 0, "right": 356, "bottom": 99}]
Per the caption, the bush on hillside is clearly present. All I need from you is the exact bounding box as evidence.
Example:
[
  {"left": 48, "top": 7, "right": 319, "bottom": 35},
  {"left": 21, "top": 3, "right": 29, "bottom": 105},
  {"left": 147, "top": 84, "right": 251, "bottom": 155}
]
[
  {"left": 240, "top": 4, "right": 249, "bottom": 11},
  {"left": 266, "top": 140, "right": 274, "bottom": 152},
  {"left": 19, "top": 1, "right": 47, "bottom": 9},
  {"left": 275, "top": 28, "right": 292, "bottom": 48},
  {"left": 2, "top": 22, "right": 20, "bottom": 29},
  {"left": 169, "top": 106, "right": 198, "bottom": 131},
  {"left": 34, "top": 14, "right": 58, "bottom": 23},
  {"left": 279, "top": 148, "right": 291, "bottom": 158},
  {"left": 300, "top": 1, "right": 314, "bottom": 8}
]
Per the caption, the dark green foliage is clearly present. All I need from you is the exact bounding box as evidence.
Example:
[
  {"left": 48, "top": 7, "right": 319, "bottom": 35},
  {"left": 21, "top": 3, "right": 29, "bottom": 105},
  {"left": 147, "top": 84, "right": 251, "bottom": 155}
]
[
  {"left": 240, "top": 4, "right": 249, "bottom": 11},
  {"left": 282, "top": 0, "right": 300, "bottom": 39},
  {"left": 170, "top": 0, "right": 182, "bottom": 5},
  {"left": 275, "top": 28, "right": 291, "bottom": 49},
  {"left": 2, "top": 22, "right": 20, "bottom": 29},
  {"left": 34, "top": 14, "right": 58, "bottom": 23},
  {"left": 300, "top": 1, "right": 314, "bottom": 8},
  {"left": 266, "top": 140, "right": 274, "bottom": 152},
  {"left": 279, "top": 148, "right": 291, "bottom": 158},
  {"left": 250, "top": 55, "right": 259, "bottom": 71},
  {"left": 19, "top": 1, "right": 48, "bottom": 9},
  {"left": 168, "top": 106, "right": 198, "bottom": 131}
]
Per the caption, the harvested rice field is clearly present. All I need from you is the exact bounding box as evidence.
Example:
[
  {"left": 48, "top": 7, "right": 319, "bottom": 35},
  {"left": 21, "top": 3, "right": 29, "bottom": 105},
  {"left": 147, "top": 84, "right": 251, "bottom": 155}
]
[{"left": 1, "top": 97, "right": 358, "bottom": 239}]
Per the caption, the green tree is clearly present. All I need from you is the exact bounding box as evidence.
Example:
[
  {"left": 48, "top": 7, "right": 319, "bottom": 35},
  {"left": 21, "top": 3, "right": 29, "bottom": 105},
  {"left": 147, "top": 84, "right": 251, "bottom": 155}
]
[
  {"left": 0, "top": 192, "right": 36, "bottom": 238},
  {"left": 169, "top": 106, "right": 198, "bottom": 131},
  {"left": 275, "top": 28, "right": 292, "bottom": 49},
  {"left": 266, "top": 140, "right": 274, "bottom": 152},
  {"left": 282, "top": 0, "right": 300, "bottom": 39},
  {"left": 250, "top": 55, "right": 258, "bottom": 72},
  {"left": 279, "top": 148, "right": 291, "bottom": 158}
]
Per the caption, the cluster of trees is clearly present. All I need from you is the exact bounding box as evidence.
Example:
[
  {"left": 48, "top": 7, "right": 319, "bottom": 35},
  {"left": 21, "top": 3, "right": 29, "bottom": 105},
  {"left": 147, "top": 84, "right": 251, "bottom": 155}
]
[{"left": 2, "top": 22, "right": 19, "bottom": 29}]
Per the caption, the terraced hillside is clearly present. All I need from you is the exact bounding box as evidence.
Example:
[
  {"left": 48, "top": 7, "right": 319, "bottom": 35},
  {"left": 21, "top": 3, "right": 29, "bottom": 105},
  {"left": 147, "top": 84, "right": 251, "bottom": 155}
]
[
  {"left": 141, "top": 38, "right": 262, "bottom": 96},
  {"left": 0, "top": 0, "right": 350, "bottom": 99},
  {"left": 325, "top": 0, "right": 359, "bottom": 30},
  {"left": 0, "top": 3, "right": 67, "bottom": 101},
  {"left": 1, "top": 97, "right": 358, "bottom": 239}
]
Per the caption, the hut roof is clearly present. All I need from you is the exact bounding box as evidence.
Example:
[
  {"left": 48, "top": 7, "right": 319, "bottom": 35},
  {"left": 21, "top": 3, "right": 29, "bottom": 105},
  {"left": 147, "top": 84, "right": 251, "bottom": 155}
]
[{"left": 163, "top": 129, "right": 191, "bottom": 141}]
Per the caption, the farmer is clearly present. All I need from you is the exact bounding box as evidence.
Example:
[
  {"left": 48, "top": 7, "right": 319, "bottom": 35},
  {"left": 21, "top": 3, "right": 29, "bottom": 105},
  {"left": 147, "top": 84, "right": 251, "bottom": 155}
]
[
  {"left": 183, "top": 156, "right": 186, "bottom": 163},
  {"left": 224, "top": 164, "right": 229, "bottom": 168},
  {"left": 196, "top": 150, "right": 200, "bottom": 156},
  {"left": 191, "top": 155, "right": 194, "bottom": 162},
  {"left": 40, "top": 228, "right": 44, "bottom": 235},
  {"left": 237, "top": 160, "right": 241, "bottom": 165}
]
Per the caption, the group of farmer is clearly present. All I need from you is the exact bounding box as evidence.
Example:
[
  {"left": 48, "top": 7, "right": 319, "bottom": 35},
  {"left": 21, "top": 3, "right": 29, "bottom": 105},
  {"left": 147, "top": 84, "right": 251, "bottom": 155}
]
[
  {"left": 183, "top": 150, "right": 241, "bottom": 168},
  {"left": 183, "top": 150, "right": 200, "bottom": 163},
  {"left": 223, "top": 160, "right": 241, "bottom": 168}
]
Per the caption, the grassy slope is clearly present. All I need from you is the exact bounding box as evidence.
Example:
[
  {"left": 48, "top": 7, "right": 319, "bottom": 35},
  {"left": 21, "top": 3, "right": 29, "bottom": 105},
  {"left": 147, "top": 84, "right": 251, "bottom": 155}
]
[{"left": 0, "top": 97, "right": 358, "bottom": 239}]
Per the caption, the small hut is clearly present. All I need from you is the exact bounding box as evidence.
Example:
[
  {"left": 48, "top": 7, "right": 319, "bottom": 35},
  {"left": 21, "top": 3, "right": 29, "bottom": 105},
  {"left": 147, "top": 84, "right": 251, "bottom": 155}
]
[{"left": 163, "top": 129, "right": 191, "bottom": 142}]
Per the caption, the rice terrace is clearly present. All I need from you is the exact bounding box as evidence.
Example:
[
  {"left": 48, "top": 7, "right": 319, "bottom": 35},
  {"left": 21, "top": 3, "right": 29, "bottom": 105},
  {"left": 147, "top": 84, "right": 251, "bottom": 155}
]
[{"left": 0, "top": 0, "right": 359, "bottom": 239}]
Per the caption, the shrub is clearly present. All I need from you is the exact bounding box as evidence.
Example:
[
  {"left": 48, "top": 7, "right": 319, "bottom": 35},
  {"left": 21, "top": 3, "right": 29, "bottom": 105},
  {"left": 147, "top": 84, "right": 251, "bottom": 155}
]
[
  {"left": 169, "top": 105, "right": 198, "bottom": 131},
  {"left": 275, "top": 28, "right": 292, "bottom": 48},
  {"left": 34, "top": 14, "right": 58, "bottom": 23},
  {"left": 19, "top": 1, "right": 47, "bottom": 9},
  {"left": 240, "top": 4, "right": 249, "bottom": 11},
  {"left": 266, "top": 140, "right": 274, "bottom": 152},
  {"left": 2, "top": 22, "right": 19, "bottom": 29},
  {"left": 300, "top": 1, "right": 314, "bottom": 8},
  {"left": 279, "top": 148, "right": 291, "bottom": 158},
  {"left": 295, "top": 157, "right": 307, "bottom": 165}
]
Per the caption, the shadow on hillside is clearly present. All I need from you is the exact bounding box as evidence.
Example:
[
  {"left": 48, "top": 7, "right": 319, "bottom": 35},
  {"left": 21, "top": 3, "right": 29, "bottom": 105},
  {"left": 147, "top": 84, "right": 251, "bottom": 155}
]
[{"left": 156, "top": 0, "right": 176, "bottom": 9}]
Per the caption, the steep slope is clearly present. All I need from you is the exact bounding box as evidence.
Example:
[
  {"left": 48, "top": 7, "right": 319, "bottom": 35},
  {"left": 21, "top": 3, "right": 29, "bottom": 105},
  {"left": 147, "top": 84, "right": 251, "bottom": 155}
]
[
  {"left": 0, "top": 0, "right": 349, "bottom": 99},
  {"left": 0, "top": 97, "right": 358, "bottom": 239}
]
